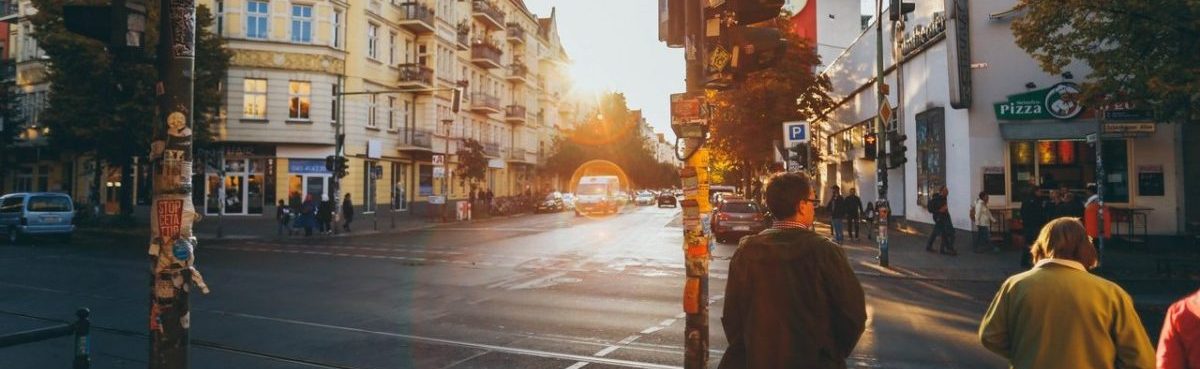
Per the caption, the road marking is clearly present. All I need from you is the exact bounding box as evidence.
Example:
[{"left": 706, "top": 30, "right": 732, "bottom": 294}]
[
  {"left": 506, "top": 271, "right": 567, "bottom": 290},
  {"left": 564, "top": 362, "right": 589, "bottom": 369},
  {"left": 658, "top": 319, "right": 675, "bottom": 327},
  {"left": 639, "top": 326, "right": 663, "bottom": 335},
  {"left": 203, "top": 309, "right": 683, "bottom": 369}
]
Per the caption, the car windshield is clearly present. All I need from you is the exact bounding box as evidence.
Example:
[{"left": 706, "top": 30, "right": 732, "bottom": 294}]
[
  {"left": 721, "top": 202, "right": 759, "bottom": 214},
  {"left": 578, "top": 184, "right": 607, "bottom": 195},
  {"left": 27, "top": 196, "right": 72, "bottom": 212}
]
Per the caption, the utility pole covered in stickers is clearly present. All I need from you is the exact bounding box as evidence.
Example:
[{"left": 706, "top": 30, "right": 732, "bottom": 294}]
[{"left": 149, "top": 0, "right": 209, "bottom": 366}]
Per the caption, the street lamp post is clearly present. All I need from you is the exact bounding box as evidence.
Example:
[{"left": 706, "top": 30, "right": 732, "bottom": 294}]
[
  {"left": 874, "top": 0, "right": 891, "bottom": 267},
  {"left": 441, "top": 119, "right": 454, "bottom": 222}
]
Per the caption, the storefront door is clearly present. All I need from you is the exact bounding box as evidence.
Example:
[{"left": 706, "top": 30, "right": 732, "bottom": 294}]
[
  {"left": 287, "top": 175, "right": 329, "bottom": 207},
  {"left": 204, "top": 159, "right": 265, "bottom": 215}
]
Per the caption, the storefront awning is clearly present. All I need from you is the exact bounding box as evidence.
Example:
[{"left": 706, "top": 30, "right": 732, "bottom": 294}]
[{"left": 999, "top": 120, "right": 1099, "bottom": 141}]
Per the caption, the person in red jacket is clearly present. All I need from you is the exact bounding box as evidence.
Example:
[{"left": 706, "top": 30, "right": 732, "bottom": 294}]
[{"left": 1158, "top": 289, "right": 1200, "bottom": 369}]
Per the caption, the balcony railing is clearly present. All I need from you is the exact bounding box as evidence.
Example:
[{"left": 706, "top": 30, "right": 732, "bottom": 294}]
[
  {"left": 506, "top": 23, "right": 525, "bottom": 43},
  {"left": 506, "top": 64, "right": 528, "bottom": 82},
  {"left": 455, "top": 24, "right": 471, "bottom": 50},
  {"left": 470, "top": 41, "right": 502, "bottom": 68},
  {"left": 396, "top": 2, "right": 435, "bottom": 34},
  {"left": 505, "top": 104, "right": 526, "bottom": 123},
  {"left": 469, "top": 92, "right": 501, "bottom": 113},
  {"left": 402, "top": 129, "right": 433, "bottom": 150},
  {"left": 471, "top": 0, "right": 505, "bottom": 29},
  {"left": 397, "top": 63, "right": 434, "bottom": 87},
  {"left": 506, "top": 148, "right": 526, "bottom": 161}
]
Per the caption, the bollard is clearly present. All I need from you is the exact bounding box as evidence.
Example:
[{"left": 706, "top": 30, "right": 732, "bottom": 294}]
[{"left": 73, "top": 308, "right": 90, "bottom": 369}]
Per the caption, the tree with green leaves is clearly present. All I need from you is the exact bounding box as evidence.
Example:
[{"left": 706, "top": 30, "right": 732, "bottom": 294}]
[
  {"left": 455, "top": 138, "right": 489, "bottom": 192},
  {"left": 29, "top": 0, "right": 229, "bottom": 215},
  {"left": 1011, "top": 0, "right": 1198, "bottom": 124},
  {"left": 707, "top": 16, "right": 833, "bottom": 187}
]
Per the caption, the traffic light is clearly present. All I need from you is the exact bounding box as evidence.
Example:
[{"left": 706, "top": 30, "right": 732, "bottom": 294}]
[
  {"left": 889, "top": 0, "right": 915, "bottom": 21},
  {"left": 886, "top": 129, "right": 908, "bottom": 169},
  {"left": 63, "top": 0, "right": 147, "bottom": 56},
  {"left": 863, "top": 132, "right": 877, "bottom": 160},
  {"left": 337, "top": 156, "right": 350, "bottom": 179},
  {"left": 325, "top": 155, "right": 337, "bottom": 172}
]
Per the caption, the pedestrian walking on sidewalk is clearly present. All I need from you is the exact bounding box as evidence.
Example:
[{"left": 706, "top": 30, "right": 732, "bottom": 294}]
[
  {"left": 1019, "top": 187, "right": 1046, "bottom": 268},
  {"left": 844, "top": 188, "right": 864, "bottom": 241},
  {"left": 719, "top": 172, "right": 866, "bottom": 369},
  {"left": 972, "top": 191, "right": 999, "bottom": 253},
  {"left": 979, "top": 217, "right": 1154, "bottom": 369},
  {"left": 1158, "top": 288, "right": 1200, "bottom": 369},
  {"left": 276, "top": 199, "right": 293, "bottom": 237},
  {"left": 341, "top": 193, "right": 354, "bottom": 232},
  {"left": 300, "top": 194, "right": 317, "bottom": 237},
  {"left": 317, "top": 194, "right": 333, "bottom": 234},
  {"left": 827, "top": 185, "right": 846, "bottom": 244},
  {"left": 925, "top": 186, "right": 957, "bottom": 255}
]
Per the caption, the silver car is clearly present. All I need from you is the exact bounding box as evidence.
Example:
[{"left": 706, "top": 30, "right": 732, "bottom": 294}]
[{"left": 0, "top": 192, "right": 76, "bottom": 243}]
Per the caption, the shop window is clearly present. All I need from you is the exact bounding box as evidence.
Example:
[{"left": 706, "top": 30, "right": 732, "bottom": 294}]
[
  {"left": 419, "top": 165, "right": 433, "bottom": 196},
  {"left": 392, "top": 163, "right": 409, "bottom": 211},
  {"left": 915, "top": 108, "right": 947, "bottom": 208},
  {"left": 1008, "top": 140, "right": 1129, "bottom": 203},
  {"left": 363, "top": 161, "right": 378, "bottom": 213}
]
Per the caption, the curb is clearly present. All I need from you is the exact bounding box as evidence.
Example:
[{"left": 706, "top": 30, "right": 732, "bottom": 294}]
[{"left": 193, "top": 211, "right": 538, "bottom": 242}]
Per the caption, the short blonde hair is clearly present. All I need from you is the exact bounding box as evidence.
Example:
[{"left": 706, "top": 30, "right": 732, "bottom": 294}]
[{"left": 1031, "top": 217, "right": 1098, "bottom": 268}]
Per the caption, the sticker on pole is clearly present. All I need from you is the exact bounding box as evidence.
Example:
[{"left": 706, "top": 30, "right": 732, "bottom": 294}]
[
  {"left": 156, "top": 199, "right": 184, "bottom": 240},
  {"left": 783, "top": 121, "right": 809, "bottom": 145}
]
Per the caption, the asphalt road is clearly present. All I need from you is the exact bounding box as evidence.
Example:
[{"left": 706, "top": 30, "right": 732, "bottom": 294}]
[{"left": 0, "top": 205, "right": 1008, "bottom": 369}]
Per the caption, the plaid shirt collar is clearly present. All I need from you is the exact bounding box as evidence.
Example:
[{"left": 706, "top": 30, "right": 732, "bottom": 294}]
[{"left": 772, "top": 220, "right": 810, "bottom": 230}]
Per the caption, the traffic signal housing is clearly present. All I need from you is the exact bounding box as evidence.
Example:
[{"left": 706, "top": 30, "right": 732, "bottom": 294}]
[
  {"left": 886, "top": 130, "right": 908, "bottom": 169},
  {"left": 701, "top": 0, "right": 788, "bottom": 89},
  {"left": 337, "top": 157, "right": 350, "bottom": 179},
  {"left": 63, "top": 0, "right": 147, "bottom": 56},
  {"left": 325, "top": 155, "right": 337, "bottom": 172},
  {"left": 731, "top": 0, "right": 787, "bottom": 24},
  {"left": 863, "top": 132, "right": 877, "bottom": 160},
  {"left": 889, "top": 0, "right": 915, "bottom": 21}
]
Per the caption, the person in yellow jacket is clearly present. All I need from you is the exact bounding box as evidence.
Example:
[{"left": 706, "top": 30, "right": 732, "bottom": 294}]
[{"left": 979, "top": 217, "right": 1155, "bottom": 369}]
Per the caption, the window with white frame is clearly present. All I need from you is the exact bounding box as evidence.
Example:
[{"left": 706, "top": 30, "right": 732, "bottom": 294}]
[
  {"left": 291, "top": 4, "right": 313, "bottom": 43},
  {"left": 246, "top": 0, "right": 269, "bottom": 40},
  {"left": 332, "top": 10, "right": 342, "bottom": 48},
  {"left": 288, "top": 81, "right": 311, "bottom": 119},
  {"left": 367, "top": 94, "right": 377, "bottom": 128},
  {"left": 243, "top": 78, "right": 267, "bottom": 119},
  {"left": 367, "top": 24, "right": 379, "bottom": 59},
  {"left": 403, "top": 101, "right": 412, "bottom": 131},
  {"left": 387, "top": 96, "right": 396, "bottom": 131},
  {"left": 389, "top": 32, "right": 397, "bottom": 65}
]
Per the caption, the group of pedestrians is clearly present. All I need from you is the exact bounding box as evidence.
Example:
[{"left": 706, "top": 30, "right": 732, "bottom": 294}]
[
  {"left": 276, "top": 193, "right": 355, "bottom": 237},
  {"left": 718, "top": 171, "right": 1200, "bottom": 369},
  {"left": 824, "top": 185, "right": 865, "bottom": 243}
]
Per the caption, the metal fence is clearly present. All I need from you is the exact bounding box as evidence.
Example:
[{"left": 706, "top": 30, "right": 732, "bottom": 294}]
[{"left": 0, "top": 308, "right": 91, "bottom": 369}]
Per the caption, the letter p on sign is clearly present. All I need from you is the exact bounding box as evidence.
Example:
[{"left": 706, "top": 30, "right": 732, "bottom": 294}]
[{"left": 783, "top": 121, "right": 809, "bottom": 146}]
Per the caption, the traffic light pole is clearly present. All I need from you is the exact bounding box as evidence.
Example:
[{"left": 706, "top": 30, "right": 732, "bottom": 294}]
[
  {"left": 873, "top": 0, "right": 890, "bottom": 267},
  {"left": 149, "top": 0, "right": 209, "bottom": 366}
]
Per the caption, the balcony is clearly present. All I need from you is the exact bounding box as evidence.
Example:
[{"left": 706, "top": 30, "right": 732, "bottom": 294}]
[
  {"left": 506, "top": 148, "right": 536, "bottom": 164},
  {"left": 470, "top": 41, "right": 503, "bottom": 69},
  {"left": 505, "top": 105, "right": 527, "bottom": 124},
  {"left": 471, "top": 0, "right": 505, "bottom": 30},
  {"left": 506, "top": 64, "right": 529, "bottom": 84},
  {"left": 455, "top": 23, "right": 471, "bottom": 51},
  {"left": 397, "top": 63, "right": 434, "bottom": 89},
  {"left": 1, "top": 0, "right": 19, "bottom": 22},
  {"left": 483, "top": 142, "right": 501, "bottom": 157},
  {"left": 468, "top": 92, "right": 501, "bottom": 114},
  {"left": 506, "top": 23, "right": 525, "bottom": 44},
  {"left": 396, "top": 2, "right": 435, "bottom": 34},
  {"left": 398, "top": 129, "right": 434, "bottom": 153}
]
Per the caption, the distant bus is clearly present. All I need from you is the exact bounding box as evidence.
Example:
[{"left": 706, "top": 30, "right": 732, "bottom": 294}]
[{"left": 574, "top": 175, "right": 621, "bottom": 216}]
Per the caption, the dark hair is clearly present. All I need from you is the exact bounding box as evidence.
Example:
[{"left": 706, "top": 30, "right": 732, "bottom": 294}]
[
  {"left": 765, "top": 172, "right": 813, "bottom": 220},
  {"left": 978, "top": 191, "right": 987, "bottom": 201},
  {"left": 1086, "top": 183, "right": 1097, "bottom": 194}
]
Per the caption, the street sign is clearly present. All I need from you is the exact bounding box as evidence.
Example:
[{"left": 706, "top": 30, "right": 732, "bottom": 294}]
[
  {"left": 428, "top": 196, "right": 445, "bottom": 205},
  {"left": 879, "top": 101, "right": 893, "bottom": 124},
  {"left": 671, "top": 94, "right": 702, "bottom": 124},
  {"left": 432, "top": 167, "right": 446, "bottom": 178},
  {"left": 432, "top": 155, "right": 445, "bottom": 166},
  {"left": 783, "top": 121, "right": 809, "bottom": 145},
  {"left": 1103, "top": 122, "right": 1156, "bottom": 134},
  {"left": 1086, "top": 133, "right": 1098, "bottom": 143}
]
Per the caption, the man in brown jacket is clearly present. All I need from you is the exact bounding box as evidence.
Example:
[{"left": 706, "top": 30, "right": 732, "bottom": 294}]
[{"left": 719, "top": 172, "right": 867, "bottom": 369}]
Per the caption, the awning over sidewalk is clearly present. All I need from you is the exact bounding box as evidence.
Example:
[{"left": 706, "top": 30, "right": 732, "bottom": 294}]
[{"left": 999, "top": 120, "right": 1099, "bottom": 140}]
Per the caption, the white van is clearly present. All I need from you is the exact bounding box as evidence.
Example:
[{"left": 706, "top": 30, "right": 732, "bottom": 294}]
[{"left": 574, "top": 176, "right": 620, "bottom": 216}]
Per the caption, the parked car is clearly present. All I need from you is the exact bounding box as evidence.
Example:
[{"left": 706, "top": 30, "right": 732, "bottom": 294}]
[
  {"left": 536, "top": 192, "right": 565, "bottom": 213},
  {"left": 0, "top": 192, "right": 76, "bottom": 243},
  {"left": 711, "top": 199, "right": 767, "bottom": 244},
  {"left": 635, "top": 191, "right": 656, "bottom": 206},
  {"left": 657, "top": 192, "right": 677, "bottom": 208}
]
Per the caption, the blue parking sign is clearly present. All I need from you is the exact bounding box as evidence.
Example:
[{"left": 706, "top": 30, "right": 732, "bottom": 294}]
[{"left": 783, "top": 121, "right": 809, "bottom": 145}]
